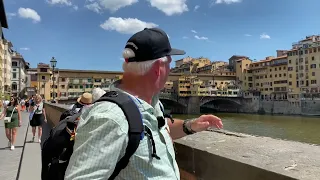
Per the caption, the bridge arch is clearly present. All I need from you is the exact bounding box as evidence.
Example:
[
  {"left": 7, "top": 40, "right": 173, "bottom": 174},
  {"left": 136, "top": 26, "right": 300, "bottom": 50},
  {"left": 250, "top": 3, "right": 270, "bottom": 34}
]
[
  {"left": 159, "top": 98, "right": 186, "bottom": 108},
  {"left": 200, "top": 98, "right": 241, "bottom": 107}
]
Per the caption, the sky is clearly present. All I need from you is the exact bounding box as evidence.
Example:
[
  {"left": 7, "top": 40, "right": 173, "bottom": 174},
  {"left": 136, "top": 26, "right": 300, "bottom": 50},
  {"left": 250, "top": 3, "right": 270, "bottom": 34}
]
[{"left": 3, "top": 0, "right": 320, "bottom": 71}]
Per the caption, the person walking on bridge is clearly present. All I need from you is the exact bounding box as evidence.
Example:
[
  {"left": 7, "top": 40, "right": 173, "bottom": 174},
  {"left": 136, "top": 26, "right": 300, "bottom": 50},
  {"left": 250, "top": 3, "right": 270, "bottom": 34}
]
[
  {"left": 0, "top": 96, "right": 22, "bottom": 150},
  {"left": 64, "top": 28, "right": 223, "bottom": 180},
  {"left": 29, "top": 94, "right": 47, "bottom": 143}
]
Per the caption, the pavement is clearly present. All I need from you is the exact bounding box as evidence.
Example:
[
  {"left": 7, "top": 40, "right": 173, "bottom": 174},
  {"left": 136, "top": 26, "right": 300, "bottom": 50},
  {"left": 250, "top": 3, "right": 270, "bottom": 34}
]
[{"left": 0, "top": 111, "right": 52, "bottom": 180}]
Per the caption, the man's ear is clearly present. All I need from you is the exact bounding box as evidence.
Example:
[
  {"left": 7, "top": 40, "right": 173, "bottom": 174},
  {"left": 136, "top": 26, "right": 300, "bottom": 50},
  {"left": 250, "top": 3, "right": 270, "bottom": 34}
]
[{"left": 152, "top": 60, "right": 161, "bottom": 76}]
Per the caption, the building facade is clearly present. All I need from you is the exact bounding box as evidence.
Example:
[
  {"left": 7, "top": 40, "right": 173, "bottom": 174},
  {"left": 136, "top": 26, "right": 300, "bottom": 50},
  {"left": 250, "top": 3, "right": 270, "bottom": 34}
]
[
  {"left": 1, "top": 39, "right": 12, "bottom": 96},
  {"left": 28, "top": 66, "right": 124, "bottom": 101},
  {"left": 287, "top": 35, "right": 320, "bottom": 103},
  {"left": 11, "top": 51, "right": 29, "bottom": 97}
]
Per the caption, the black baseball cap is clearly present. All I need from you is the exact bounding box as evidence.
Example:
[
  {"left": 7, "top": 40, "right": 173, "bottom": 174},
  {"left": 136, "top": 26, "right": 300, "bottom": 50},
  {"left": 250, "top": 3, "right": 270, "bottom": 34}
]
[{"left": 124, "top": 28, "right": 186, "bottom": 62}]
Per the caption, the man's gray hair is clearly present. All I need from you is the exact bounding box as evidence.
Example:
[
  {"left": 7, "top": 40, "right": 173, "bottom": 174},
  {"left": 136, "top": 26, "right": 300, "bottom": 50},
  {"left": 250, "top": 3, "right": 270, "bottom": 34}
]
[{"left": 122, "top": 48, "right": 168, "bottom": 75}]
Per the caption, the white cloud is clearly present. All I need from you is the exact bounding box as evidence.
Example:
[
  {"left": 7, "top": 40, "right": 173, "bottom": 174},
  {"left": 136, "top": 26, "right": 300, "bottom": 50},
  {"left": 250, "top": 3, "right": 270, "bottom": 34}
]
[
  {"left": 86, "top": 0, "right": 138, "bottom": 13},
  {"left": 100, "top": 17, "right": 158, "bottom": 34},
  {"left": 47, "top": 0, "right": 72, "bottom": 6},
  {"left": 20, "top": 47, "right": 30, "bottom": 50},
  {"left": 18, "top": 8, "right": 41, "bottom": 23},
  {"left": 214, "top": 0, "right": 242, "bottom": 4},
  {"left": 191, "top": 30, "right": 197, "bottom": 33},
  {"left": 7, "top": 13, "right": 16, "bottom": 19},
  {"left": 85, "top": 0, "right": 188, "bottom": 15},
  {"left": 85, "top": 2, "right": 102, "bottom": 13},
  {"left": 195, "top": 35, "right": 208, "bottom": 40},
  {"left": 194, "top": 5, "right": 200, "bottom": 11},
  {"left": 260, "top": 33, "right": 271, "bottom": 39},
  {"left": 244, "top": 34, "right": 252, "bottom": 37},
  {"left": 7, "top": 12, "right": 16, "bottom": 17},
  {"left": 182, "top": 36, "right": 189, "bottom": 39},
  {"left": 47, "top": 0, "right": 78, "bottom": 10},
  {"left": 147, "top": 0, "right": 188, "bottom": 16}
]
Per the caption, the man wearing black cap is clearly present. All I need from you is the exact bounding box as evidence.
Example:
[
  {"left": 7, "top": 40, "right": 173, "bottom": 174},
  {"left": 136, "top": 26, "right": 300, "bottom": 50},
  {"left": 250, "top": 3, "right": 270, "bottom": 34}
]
[{"left": 65, "top": 28, "right": 223, "bottom": 180}]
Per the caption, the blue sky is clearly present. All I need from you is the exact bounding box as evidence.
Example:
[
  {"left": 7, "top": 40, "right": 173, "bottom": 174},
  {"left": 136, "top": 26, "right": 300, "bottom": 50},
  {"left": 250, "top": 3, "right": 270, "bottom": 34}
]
[{"left": 3, "top": 0, "right": 320, "bottom": 71}]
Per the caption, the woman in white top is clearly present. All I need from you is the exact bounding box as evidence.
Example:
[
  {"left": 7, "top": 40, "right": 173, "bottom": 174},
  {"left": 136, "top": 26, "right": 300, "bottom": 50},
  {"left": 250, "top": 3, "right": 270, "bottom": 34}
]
[{"left": 29, "top": 94, "right": 47, "bottom": 143}]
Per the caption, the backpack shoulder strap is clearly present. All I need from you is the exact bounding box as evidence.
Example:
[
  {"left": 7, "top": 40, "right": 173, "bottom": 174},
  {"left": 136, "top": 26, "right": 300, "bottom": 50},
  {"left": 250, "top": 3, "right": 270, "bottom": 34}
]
[{"left": 94, "top": 91, "right": 144, "bottom": 180}]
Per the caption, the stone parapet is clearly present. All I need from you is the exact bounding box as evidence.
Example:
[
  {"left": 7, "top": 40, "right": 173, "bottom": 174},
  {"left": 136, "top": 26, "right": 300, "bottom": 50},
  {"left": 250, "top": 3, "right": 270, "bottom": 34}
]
[{"left": 44, "top": 103, "right": 320, "bottom": 180}]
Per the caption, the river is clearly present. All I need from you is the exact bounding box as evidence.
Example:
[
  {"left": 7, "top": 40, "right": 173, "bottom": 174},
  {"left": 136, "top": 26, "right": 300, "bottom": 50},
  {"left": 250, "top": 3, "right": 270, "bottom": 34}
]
[{"left": 174, "top": 113, "right": 320, "bottom": 145}]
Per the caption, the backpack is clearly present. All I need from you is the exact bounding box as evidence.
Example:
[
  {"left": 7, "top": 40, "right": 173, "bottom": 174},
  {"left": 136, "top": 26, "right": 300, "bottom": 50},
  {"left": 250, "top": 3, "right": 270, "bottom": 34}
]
[{"left": 41, "top": 90, "right": 146, "bottom": 180}]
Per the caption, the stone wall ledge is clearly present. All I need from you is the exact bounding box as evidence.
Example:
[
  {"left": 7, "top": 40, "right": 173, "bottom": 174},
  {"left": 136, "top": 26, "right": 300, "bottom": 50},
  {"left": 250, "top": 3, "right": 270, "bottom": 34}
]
[
  {"left": 44, "top": 103, "right": 320, "bottom": 180},
  {"left": 175, "top": 130, "right": 320, "bottom": 180}
]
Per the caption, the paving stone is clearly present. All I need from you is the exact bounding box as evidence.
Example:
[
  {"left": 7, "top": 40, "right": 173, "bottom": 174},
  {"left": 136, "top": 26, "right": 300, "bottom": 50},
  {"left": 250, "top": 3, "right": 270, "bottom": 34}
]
[{"left": 0, "top": 112, "right": 29, "bottom": 180}]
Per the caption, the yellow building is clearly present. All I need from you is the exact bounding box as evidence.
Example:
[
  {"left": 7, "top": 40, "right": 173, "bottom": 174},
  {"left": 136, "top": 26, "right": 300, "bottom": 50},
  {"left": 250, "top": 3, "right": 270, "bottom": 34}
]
[
  {"left": 175, "top": 56, "right": 193, "bottom": 67},
  {"left": 235, "top": 58, "right": 252, "bottom": 90},
  {"left": 287, "top": 35, "right": 320, "bottom": 103},
  {"left": 196, "top": 61, "right": 227, "bottom": 73},
  {"left": 171, "top": 57, "right": 211, "bottom": 73},
  {"left": 0, "top": 0, "right": 8, "bottom": 98},
  {"left": 229, "top": 55, "right": 249, "bottom": 72},
  {"left": 237, "top": 55, "right": 288, "bottom": 100},
  {"left": 27, "top": 67, "right": 124, "bottom": 101},
  {"left": 174, "top": 74, "right": 240, "bottom": 97},
  {"left": 36, "top": 63, "right": 52, "bottom": 100}
]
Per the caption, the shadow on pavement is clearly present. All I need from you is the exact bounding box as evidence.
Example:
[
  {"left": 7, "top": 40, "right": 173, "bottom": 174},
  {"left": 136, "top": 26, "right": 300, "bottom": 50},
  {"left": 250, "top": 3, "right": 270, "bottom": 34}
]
[
  {"left": 40, "top": 119, "right": 53, "bottom": 149},
  {"left": 0, "top": 146, "right": 23, "bottom": 150}
]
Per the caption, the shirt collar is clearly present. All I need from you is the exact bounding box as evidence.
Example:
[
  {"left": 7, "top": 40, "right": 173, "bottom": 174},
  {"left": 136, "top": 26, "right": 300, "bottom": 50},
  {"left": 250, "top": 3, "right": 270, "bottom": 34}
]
[{"left": 110, "top": 80, "right": 160, "bottom": 107}]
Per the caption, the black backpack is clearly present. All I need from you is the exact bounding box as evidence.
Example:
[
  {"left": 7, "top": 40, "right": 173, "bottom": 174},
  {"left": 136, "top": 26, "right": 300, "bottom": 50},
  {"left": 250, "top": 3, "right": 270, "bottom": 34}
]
[{"left": 41, "top": 91, "right": 145, "bottom": 180}]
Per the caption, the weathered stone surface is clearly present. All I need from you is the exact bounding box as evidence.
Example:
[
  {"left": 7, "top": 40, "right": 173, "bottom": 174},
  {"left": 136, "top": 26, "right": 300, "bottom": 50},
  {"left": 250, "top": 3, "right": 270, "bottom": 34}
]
[
  {"left": 175, "top": 130, "right": 320, "bottom": 180},
  {"left": 0, "top": 112, "right": 29, "bottom": 180}
]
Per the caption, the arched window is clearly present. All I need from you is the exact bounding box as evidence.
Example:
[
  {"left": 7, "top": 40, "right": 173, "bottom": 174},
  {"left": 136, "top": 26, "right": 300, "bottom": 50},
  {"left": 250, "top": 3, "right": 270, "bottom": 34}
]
[{"left": 12, "top": 82, "right": 18, "bottom": 91}]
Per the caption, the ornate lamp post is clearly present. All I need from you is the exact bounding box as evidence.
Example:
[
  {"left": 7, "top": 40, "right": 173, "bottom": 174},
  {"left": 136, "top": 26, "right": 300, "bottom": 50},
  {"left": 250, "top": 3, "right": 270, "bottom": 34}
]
[{"left": 50, "top": 57, "right": 57, "bottom": 100}]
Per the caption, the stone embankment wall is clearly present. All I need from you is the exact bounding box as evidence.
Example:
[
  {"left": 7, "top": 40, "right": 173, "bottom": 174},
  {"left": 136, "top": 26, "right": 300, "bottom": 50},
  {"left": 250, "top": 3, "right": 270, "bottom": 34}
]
[
  {"left": 240, "top": 98, "right": 320, "bottom": 115},
  {"left": 45, "top": 103, "right": 320, "bottom": 180}
]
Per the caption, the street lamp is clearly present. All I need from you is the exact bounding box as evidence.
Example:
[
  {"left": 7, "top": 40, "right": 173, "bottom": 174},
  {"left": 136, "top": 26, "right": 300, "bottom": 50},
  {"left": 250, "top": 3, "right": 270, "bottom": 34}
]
[{"left": 50, "top": 57, "right": 57, "bottom": 101}]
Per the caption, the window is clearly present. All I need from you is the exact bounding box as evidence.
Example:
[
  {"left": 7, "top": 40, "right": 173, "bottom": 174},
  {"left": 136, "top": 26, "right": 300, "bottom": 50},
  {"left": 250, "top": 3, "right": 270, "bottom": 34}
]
[
  {"left": 12, "top": 72, "right": 17, "bottom": 79},
  {"left": 11, "top": 83, "right": 17, "bottom": 90},
  {"left": 40, "top": 68, "right": 47, "bottom": 72},
  {"left": 12, "top": 62, "right": 18, "bottom": 67},
  {"left": 42, "top": 76, "right": 45, "bottom": 80},
  {"left": 310, "top": 64, "right": 316, "bottom": 69}
]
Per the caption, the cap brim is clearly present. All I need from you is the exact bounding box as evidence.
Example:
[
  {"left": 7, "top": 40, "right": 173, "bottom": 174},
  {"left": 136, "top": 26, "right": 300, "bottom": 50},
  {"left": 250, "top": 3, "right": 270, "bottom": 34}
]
[{"left": 167, "top": 48, "right": 186, "bottom": 56}]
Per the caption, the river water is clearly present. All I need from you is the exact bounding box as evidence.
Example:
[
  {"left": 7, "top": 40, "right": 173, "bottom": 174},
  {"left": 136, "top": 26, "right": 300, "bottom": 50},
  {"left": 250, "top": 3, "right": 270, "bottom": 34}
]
[{"left": 174, "top": 113, "right": 320, "bottom": 145}]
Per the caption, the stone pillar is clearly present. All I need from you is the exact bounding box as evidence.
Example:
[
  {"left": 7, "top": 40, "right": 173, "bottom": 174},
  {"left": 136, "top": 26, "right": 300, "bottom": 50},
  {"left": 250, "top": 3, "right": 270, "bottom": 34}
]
[{"left": 187, "top": 96, "right": 200, "bottom": 114}]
